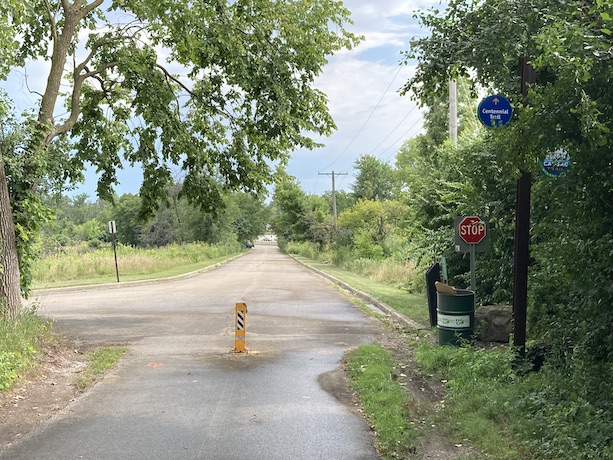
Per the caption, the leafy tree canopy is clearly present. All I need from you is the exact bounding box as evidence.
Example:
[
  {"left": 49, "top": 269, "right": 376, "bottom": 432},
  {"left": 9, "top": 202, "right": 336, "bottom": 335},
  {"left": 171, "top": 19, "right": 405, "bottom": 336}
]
[
  {"left": 5, "top": 0, "right": 359, "bottom": 214},
  {"left": 0, "top": 0, "right": 361, "bottom": 316},
  {"left": 351, "top": 154, "right": 395, "bottom": 201},
  {"left": 403, "top": 0, "right": 613, "bottom": 173}
]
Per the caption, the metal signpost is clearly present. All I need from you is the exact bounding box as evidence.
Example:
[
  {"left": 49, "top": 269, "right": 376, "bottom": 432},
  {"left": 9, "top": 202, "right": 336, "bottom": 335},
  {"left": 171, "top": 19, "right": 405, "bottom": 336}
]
[
  {"left": 454, "top": 216, "right": 490, "bottom": 292},
  {"left": 108, "top": 220, "right": 119, "bottom": 283}
]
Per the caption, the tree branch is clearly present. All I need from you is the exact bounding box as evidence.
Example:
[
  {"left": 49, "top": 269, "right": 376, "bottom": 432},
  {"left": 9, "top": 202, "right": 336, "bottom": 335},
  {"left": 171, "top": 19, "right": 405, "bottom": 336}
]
[
  {"left": 79, "top": 0, "right": 104, "bottom": 19},
  {"left": 52, "top": 61, "right": 118, "bottom": 138},
  {"left": 43, "top": 0, "right": 58, "bottom": 42},
  {"left": 156, "top": 64, "right": 195, "bottom": 98}
]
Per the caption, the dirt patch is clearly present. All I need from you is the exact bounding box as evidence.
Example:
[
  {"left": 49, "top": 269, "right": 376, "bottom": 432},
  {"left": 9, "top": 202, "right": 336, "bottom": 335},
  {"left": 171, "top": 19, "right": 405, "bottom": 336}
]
[
  {"left": 318, "top": 368, "right": 359, "bottom": 409},
  {"left": 0, "top": 342, "right": 89, "bottom": 454}
]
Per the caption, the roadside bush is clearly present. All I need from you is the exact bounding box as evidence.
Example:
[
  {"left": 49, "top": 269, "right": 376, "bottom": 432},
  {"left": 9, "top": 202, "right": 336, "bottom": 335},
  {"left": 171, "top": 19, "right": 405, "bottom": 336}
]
[
  {"left": 276, "top": 237, "right": 288, "bottom": 253},
  {"left": 0, "top": 309, "right": 52, "bottom": 392}
]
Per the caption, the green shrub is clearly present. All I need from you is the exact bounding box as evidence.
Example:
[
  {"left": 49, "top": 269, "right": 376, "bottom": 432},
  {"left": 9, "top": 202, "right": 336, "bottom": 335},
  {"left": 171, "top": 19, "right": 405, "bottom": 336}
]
[
  {"left": 0, "top": 309, "right": 52, "bottom": 392},
  {"left": 415, "top": 341, "right": 613, "bottom": 459}
]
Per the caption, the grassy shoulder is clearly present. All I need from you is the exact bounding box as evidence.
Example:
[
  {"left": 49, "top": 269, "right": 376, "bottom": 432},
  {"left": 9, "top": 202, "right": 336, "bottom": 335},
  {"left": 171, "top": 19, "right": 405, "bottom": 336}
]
[
  {"left": 345, "top": 344, "right": 418, "bottom": 459},
  {"left": 31, "top": 242, "right": 247, "bottom": 289},
  {"left": 291, "top": 255, "right": 430, "bottom": 326},
  {"left": 0, "top": 310, "right": 53, "bottom": 392},
  {"left": 0, "top": 311, "right": 126, "bottom": 396},
  {"left": 290, "top": 251, "right": 553, "bottom": 459}
]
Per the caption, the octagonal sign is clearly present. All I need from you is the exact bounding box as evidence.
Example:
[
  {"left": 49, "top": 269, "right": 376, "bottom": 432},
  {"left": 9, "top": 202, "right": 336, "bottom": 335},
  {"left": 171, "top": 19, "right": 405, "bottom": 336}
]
[{"left": 458, "top": 216, "right": 487, "bottom": 245}]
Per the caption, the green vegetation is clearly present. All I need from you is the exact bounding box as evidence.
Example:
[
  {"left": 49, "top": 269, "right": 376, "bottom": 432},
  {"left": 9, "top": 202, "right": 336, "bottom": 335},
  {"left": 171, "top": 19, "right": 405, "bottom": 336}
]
[
  {"left": 32, "top": 242, "right": 245, "bottom": 288},
  {"left": 267, "top": 2, "right": 613, "bottom": 457},
  {"left": 345, "top": 344, "right": 418, "bottom": 459},
  {"left": 415, "top": 342, "right": 613, "bottom": 460},
  {"left": 0, "top": 309, "right": 53, "bottom": 392},
  {"left": 289, "top": 250, "right": 428, "bottom": 325},
  {"left": 75, "top": 347, "right": 127, "bottom": 391},
  {"left": 416, "top": 344, "right": 528, "bottom": 459}
]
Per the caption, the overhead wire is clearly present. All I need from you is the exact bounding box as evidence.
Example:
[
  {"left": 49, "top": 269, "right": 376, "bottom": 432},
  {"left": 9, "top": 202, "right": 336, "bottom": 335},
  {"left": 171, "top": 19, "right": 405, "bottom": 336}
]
[
  {"left": 367, "top": 104, "right": 418, "bottom": 156},
  {"left": 319, "top": 64, "right": 404, "bottom": 172},
  {"left": 380, "top": 115, "right": 424, "bottom": 162}
]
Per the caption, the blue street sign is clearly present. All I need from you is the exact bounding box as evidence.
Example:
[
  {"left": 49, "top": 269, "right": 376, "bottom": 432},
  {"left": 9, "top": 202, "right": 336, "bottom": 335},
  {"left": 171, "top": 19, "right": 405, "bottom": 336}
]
[{"left": 478, "top": 95, "right": 513, "bottom": 128}]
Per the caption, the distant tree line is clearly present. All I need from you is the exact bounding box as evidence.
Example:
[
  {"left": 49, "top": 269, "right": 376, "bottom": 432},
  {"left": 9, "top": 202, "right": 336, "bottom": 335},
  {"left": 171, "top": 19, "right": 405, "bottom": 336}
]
[{"left": 40, "top": 187, "right": 270, "bottom": 254}]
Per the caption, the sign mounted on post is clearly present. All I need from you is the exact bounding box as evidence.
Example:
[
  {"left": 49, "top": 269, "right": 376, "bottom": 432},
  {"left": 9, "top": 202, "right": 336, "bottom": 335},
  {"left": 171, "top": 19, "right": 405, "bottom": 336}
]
[
  {"left": 108, "top": 220, "right": 119, "bottom": 282},
  {"left": 455, "top": 216, "right": 489, "bottom": 252},
  {"left": 478, "top": 95, "right": 513, "bottom": 128},
  {"left": 454, "top": 216, "right": 490, "bottom": 292},
  {"left": 458, "top": 216, "right": 487, "bottom": 244}
]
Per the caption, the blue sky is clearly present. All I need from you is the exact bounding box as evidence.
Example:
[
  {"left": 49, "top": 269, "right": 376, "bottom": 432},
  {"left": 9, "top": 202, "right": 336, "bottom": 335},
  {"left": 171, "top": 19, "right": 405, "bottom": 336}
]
[
  {"left": 288, "top": 0, "right": 444, "bottom": 196},
  {"left": 2, "top": 0, "right": 445, "bottom": 200}
]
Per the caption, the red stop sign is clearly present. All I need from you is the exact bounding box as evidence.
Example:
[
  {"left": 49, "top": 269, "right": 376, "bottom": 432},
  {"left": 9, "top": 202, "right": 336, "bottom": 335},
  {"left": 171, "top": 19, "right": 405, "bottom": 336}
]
[{"left": 459, "top": 216, "right": 487, "bottom": 244}]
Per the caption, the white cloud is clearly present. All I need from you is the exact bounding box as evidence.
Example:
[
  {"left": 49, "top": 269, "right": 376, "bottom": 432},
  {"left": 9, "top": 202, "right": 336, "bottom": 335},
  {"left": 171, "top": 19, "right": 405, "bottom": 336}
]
[{"left": 285, "top": 0, "right": 433, "bottom": 195}]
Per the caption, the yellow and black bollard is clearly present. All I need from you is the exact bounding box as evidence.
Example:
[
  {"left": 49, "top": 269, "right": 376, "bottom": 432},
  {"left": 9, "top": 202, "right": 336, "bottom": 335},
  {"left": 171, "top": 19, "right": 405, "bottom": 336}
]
[{"left": 233, "top": 301, "right": 248, "bottom": 353}]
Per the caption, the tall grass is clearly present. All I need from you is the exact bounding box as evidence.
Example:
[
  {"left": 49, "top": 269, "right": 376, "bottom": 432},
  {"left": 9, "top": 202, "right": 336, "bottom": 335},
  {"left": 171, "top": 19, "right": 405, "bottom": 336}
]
[
  {"left": 0, "top": 309, "right": 53, "bottom": 392},
  {"left": 32, "top": 242, "right": 245, "bottom": 286},
  {"left": 286, "top": 241, "right": 420, "bottom": 290}
]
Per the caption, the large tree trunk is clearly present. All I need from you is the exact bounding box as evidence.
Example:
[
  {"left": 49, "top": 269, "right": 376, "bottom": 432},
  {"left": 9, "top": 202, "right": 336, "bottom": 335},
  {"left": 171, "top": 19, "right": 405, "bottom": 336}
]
[{"left": 0, "top": 155, "right": 22, "bottom": 319}]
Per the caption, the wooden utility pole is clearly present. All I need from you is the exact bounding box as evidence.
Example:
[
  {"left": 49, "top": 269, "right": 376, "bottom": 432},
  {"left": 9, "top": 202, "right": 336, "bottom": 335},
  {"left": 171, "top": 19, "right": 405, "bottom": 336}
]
[
  {"left": 319, "top": 171, "right": 347, "bottom": 229},
  {"left": 449, "top": 79, "right": 458, "bottom": 144},
  {"left": 512, "top": 57, "right": 536, "bottom": 358}
]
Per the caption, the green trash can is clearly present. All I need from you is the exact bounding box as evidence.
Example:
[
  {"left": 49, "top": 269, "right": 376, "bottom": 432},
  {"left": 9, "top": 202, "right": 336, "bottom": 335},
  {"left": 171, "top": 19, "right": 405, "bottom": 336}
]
[{"left": 437, "top": 289, "right": 475, "bottom": 346}]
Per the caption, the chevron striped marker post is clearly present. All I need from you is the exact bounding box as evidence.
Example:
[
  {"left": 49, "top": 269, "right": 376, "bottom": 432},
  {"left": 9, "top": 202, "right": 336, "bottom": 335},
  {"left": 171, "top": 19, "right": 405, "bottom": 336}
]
[{"left": 233, "top": 302, "right": 248, "bottom": 353}]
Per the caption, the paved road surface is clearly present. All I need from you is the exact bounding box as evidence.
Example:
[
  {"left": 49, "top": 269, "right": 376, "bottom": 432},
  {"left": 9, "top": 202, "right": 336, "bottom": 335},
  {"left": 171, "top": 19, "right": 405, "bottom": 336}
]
[{"left": 2, "top": 244, "right": 382, "bottom": 460}]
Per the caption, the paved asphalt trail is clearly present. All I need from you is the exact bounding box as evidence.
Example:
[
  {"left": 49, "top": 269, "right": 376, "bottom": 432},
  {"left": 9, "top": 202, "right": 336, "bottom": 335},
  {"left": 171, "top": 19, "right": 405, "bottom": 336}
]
[{"left": 2, "top": 245, "right": 382, "bottom": 460}]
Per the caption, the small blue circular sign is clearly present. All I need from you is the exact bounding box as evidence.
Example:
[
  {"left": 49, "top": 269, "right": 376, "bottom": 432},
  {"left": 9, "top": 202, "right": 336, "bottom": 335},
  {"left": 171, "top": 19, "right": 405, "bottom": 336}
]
[
  {"left": 541, "top": 149, "right": 571, "bottom": 177},
  {"left": 478, "top": 95, "right": 513, "bottom": 128}
]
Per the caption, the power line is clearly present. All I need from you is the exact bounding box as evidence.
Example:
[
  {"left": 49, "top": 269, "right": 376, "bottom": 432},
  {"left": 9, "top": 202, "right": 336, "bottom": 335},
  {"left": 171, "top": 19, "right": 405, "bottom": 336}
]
[
  {"left": 379, "top": 116, "right": 424, "bottom": 162},
  {"left": 320, "top": 64, "right": 404, "bottom": 172},
  {"left": 367, "top": 105, "right": 418, "bottom": 156}
]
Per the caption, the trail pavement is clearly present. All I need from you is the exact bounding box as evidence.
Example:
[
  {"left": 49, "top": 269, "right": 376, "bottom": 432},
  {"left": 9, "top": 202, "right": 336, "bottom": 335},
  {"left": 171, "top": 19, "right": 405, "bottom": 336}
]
[{"left": 1, "top": 244, "right": 381, "bottom": 460}]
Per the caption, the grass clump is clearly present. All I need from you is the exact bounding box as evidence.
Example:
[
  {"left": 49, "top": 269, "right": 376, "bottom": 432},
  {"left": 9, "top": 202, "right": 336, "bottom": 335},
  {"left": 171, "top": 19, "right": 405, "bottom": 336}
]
[
  {"left": 0, "top": 309, "right": 53, "bottom": 392},
  {"left": 345, "top": 344, "right": 418, "bottom": 459},
  {"left": 75, "top": 346, "right": 127, "bottom": 391}
]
